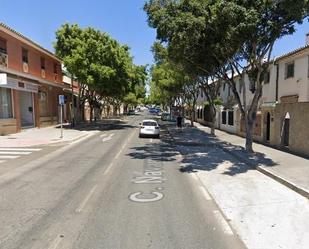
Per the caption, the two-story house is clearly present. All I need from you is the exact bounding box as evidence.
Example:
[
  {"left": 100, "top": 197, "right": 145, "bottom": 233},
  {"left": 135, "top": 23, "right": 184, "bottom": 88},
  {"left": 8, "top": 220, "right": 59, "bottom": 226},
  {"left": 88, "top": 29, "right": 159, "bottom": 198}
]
[
  {"left": 0, "top": 23, "right": 68, "bottom": 135},
  {"left": 194, "top": 34, "right": 309, "bottom": 157}
]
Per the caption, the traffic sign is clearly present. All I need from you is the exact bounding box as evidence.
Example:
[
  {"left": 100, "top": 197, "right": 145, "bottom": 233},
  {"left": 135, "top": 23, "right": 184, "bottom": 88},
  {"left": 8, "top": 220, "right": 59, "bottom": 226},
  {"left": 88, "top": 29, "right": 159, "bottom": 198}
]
[{"left": 59, "top": 95, "right": 65, "bottom": 105}]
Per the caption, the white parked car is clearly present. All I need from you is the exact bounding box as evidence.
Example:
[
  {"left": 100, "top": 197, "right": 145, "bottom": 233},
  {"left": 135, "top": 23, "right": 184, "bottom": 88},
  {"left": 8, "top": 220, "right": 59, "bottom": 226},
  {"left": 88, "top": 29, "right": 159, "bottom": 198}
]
[{"left": 139, "top": 119, "right": 160, "bottom": 138}]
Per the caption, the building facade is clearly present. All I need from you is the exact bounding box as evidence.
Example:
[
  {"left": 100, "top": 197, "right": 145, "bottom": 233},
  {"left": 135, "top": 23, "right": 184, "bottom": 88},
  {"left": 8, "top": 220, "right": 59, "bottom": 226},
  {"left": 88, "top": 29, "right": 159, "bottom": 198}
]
[
  {"left": 0, "top": 23, "right": 67, "bottom": 135},
  {"left": 193, "top": 35, "right": 309, "bottom": 157}
]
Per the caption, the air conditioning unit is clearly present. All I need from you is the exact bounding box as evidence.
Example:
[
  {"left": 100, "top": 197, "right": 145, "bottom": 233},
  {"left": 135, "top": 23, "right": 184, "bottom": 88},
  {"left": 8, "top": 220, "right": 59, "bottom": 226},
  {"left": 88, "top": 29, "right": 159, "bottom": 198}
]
[
  {"left": 0, "top": 52, "right": 8, "bottom": 67},
  {"left": 41, "top": 69, "right": 46, "bottom": 78},
  {"left": 23, "top": 62, "right": 29, "bottom": 73}
]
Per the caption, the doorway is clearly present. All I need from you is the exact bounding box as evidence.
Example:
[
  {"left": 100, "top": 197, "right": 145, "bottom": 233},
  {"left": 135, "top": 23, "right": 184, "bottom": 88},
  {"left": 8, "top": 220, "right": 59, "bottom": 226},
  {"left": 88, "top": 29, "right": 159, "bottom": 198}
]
[
  {"left": 19, "top": 91, "right": 34, "bottom": 127},
  {"left": 282, "top": 112, "right": 290, "bottom": 147},
  {"left": 266, "top": 112, "right": 271, "bottom": 142}
]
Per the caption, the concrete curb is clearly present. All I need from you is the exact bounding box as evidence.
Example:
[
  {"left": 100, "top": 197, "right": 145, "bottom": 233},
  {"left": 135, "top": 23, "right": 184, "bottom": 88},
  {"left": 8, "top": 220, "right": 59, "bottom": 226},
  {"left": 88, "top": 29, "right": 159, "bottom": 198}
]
[{"left": 164, "top": 124, "right": 309, "bottom": 200}]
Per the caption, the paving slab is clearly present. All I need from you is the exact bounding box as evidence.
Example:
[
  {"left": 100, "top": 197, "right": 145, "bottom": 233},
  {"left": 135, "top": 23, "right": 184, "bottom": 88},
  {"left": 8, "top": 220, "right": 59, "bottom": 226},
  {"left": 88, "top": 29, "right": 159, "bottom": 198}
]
[{"left": 165, "top": 121, "right": 309, "bottom": 199}]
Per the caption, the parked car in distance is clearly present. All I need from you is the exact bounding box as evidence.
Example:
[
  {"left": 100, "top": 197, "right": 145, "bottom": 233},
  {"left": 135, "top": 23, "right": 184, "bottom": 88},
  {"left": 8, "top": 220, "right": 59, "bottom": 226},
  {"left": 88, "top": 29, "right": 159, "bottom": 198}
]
[
  {"left": 139, "top": 119, "right": 160, "bottom": 138},
  {"left": 161, "top": 112, "right": 170, "bottom": 121},
  {"left": 127, "top": 110, "right": 135, "bottom": 115}
]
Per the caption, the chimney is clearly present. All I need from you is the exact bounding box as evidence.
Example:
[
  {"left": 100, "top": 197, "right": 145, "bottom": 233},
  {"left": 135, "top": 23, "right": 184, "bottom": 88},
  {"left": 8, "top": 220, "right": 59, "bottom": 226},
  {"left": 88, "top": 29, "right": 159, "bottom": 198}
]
[{"left": 306, "top": 33, "right": 309, "bottom": 45}]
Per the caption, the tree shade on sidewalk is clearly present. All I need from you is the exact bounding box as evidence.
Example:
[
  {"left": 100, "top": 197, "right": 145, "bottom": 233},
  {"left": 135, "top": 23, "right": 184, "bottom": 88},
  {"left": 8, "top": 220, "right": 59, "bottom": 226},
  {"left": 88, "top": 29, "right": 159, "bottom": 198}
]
[
  {"left": 163, "top": 121, "right": 309, "bottom": 249},
  {"left": 166, "top": 121, "right": 309, "bottom": 199}
]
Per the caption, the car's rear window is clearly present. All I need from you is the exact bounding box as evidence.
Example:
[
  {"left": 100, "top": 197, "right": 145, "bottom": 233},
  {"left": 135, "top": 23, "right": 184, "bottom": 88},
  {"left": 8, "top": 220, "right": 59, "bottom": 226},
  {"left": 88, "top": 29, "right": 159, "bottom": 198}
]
[{"left": 143, "top": 121, "right": 157, "bottom": 126}]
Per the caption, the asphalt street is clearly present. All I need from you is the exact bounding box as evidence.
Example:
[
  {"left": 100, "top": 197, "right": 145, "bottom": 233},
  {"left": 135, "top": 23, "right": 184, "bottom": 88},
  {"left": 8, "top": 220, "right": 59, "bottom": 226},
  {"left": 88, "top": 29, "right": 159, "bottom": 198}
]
[{"left": 0, "top": 113, "right": 246, "bottom": 249}]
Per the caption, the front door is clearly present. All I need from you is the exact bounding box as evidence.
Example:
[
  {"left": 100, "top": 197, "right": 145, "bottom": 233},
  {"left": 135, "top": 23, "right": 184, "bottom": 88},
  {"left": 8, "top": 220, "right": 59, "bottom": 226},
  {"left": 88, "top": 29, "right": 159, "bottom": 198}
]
[
  {"left": 266, "top": 112, "right": 270, "bottom": 142},
  {"left": 19, "top": 91, "right": 34, "bottom": 127}
]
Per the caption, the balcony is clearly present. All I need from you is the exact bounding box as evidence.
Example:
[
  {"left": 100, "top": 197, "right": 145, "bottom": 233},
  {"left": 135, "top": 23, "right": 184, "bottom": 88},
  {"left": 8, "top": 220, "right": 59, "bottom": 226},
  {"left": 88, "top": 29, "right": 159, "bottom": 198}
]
[
  {"left": 22, "top": 62, "right": 29, "bottom": 73},
  {"left": 41, "top": 69, "right": 46, "bottom": 78},
  {"left": 0, "top": 50, "right": 8, "bottom": 67}
]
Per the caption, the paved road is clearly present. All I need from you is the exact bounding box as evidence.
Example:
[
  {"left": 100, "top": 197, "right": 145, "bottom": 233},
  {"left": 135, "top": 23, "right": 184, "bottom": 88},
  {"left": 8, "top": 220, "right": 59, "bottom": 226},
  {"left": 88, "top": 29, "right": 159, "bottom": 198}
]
[{"left": 0, "top": 113, "right": 246, "bottom": 249}]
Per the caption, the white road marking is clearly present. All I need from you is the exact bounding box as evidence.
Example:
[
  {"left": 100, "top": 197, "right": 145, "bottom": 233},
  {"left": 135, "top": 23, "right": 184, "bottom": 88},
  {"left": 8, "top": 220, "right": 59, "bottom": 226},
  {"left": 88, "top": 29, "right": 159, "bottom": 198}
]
[
  {"left": 199, "top": 186, "right": 212, "bottom": 200},
  {"left": 213, "top": 210, "right": 234, "bottom": 235},
  {"left": 0, "top": 160, "right": 6, "bottom": 164},
  {"left": 0, "top": 151, "right": 32, "bottom": 155},
  {"left": 0, "top": 148, "right": 41, "bottom": 151},
  {"left": 104, "top": 162, "right": 114, "bottom": 175},
  {"left": 100, "top": 133, "right": 107, "bottom": 138},
  {"left": 115, "top": 150, "right": 122, "bottom": 159},
  {"left": 75, "top": 185, "right": 97, "bottom": 213},
  {"left": 47, "top": 235, "right": 64, "bottom": 249},
  {"left": 102, "top": 133, "right": 115, "bottom": 142},
  {"left": 0, "top": 155, "right": 20, "bottom": 159},
  {"left": 191, "top": 173, "right": 199, "bottom": 181},
  {"left": 102, "top": 137, "right": 112, "bottom": 142}
]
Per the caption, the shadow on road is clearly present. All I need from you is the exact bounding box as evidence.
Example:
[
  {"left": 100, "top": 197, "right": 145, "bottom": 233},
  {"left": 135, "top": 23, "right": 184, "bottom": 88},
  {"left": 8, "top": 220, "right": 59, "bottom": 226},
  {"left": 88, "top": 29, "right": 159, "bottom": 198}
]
[
  {"left": 127, "top": 130, "right": 179, "bottom": 162},
  {"left": 58, "top": 119, "right": 137, "bottom": 132},
  {"left": 162, "top": 123, "right": 277, "bottom": 176}
]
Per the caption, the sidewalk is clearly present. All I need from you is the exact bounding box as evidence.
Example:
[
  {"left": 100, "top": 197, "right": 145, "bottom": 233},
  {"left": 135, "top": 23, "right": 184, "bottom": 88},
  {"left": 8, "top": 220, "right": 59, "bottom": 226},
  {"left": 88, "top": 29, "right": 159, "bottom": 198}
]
[
  {"left": 167, "top": 121, "right": 309, "bottom": 199},
  {"left": 0, "top": 119, "right": 123, "bottom": 147},
  {"left": 163, "top": 121, "right": 309, "bottom": 249}
]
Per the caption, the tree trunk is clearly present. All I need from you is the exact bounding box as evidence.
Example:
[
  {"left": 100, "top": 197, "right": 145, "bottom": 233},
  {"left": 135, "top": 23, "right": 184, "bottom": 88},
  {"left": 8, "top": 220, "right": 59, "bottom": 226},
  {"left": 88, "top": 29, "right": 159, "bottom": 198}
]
[
  {"left": 210, "top": 105, "right": 216, "bottom": 136},
  {"left": 190, "top": 109, "right": 194, "bottom": 127},
  {"left": 245, "top": 116, "right": 254, "bottom": 153},
  {"left": 90, "top": 105, "right": 94, "bottom": 123}
]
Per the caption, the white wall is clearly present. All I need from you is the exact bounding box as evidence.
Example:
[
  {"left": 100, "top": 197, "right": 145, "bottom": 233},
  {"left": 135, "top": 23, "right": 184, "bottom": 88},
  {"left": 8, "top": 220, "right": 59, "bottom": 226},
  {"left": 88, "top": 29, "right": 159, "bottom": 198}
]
[{"left": 277, "top": 52, "right": 309, "bottom": 102}]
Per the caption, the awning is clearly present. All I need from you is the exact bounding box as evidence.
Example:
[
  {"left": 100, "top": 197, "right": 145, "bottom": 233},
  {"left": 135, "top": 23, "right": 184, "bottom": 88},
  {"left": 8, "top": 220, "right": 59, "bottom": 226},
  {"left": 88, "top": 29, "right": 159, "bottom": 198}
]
[{"left": 0, "top": 73, "right": 38, "bottom": 93}]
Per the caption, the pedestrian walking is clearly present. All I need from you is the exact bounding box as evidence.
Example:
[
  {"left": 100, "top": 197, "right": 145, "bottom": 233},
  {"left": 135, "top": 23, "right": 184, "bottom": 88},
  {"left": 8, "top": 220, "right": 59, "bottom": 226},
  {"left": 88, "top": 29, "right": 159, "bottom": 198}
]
[{"left": 177, "top": 114, "right": 183, "bottom": 131}]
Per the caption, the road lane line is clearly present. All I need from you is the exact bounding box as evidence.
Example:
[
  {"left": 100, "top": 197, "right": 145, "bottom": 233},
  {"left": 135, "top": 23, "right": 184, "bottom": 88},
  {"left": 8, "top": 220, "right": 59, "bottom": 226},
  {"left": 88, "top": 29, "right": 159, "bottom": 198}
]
[
  {"left": 115, "top": 150, "right": 122, "bottom": 159},
  {"left": 0, "top": 151, "right": 32, "bottom": 155},
  {"left": 103, "top": 162, "right": 114, "bottom": 175},
  {"left": 199, "top": 186, "right": 212, "bottom": 200},
  {"left": 213, "top": 210, "right": 234, "bottom": 235},
  {"left": 75, "top": 185, "right": 98, "bottom": 213},
  {"left": 100, "top": 133, "right": 107, "bottom": 138},
  {"left": 47, "top": 235, "right": 64, "bottom": 249},
  {"left": 0, "top": 148, "right": 41, "bottom": 151},
  {"left": 0, "top": 155, "right": 20, "bottom": 159}
]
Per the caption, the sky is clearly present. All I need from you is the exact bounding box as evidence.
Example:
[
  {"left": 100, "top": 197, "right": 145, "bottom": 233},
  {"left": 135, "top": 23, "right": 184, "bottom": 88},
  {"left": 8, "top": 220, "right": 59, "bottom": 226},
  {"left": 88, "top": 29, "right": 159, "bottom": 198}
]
[{"left": 1, "top": 1, "right": 308, "bottom": 66}]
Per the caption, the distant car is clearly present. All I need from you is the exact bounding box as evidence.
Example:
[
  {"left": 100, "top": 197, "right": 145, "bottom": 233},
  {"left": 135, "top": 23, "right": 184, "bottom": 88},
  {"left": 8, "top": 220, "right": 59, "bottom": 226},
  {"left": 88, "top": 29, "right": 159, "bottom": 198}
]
[
  {"left": 161, "top": 112, "right": 170, "bottom": 121},
  {"left": 139, "top": 119, "right": 160, "bottom": 138},
  {"left": 127, "top": 110, "right": 135, "bottom": 115}
]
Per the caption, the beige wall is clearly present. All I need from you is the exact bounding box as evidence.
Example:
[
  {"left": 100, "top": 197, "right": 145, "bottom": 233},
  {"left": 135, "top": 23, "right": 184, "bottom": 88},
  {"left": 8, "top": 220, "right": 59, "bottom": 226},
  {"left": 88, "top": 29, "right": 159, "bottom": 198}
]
[
  {"left": 0, "top": 118, "right": 17, "bottom": 135},
  {"left": 273, "top": 102, "right": 309, "bottom": 157}
]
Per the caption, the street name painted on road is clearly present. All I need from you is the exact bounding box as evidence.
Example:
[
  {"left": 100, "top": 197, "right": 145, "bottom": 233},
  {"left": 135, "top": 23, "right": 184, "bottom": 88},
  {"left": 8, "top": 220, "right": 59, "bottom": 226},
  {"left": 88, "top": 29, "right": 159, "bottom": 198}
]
[{"left": 129, "top": 158, "right": 166, "bottom": 203}]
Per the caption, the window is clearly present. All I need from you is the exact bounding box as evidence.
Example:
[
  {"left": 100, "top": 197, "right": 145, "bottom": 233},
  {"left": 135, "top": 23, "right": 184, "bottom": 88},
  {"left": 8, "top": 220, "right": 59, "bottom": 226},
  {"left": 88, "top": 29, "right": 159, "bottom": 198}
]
[
  {"left": 0, "top": 38, "right": 7, "bottom": 54},
  {"left": 201, "top": 88, "right": 203, "bottom": 98},
  {"left": 264, "top": 71, "right": 270, "bottom": 84},
  {"left": 41, "top": 57, "right": 45, "bottom": 70},
  {"left": 222, "top": 110, "right": 226, "bottom": 124},
  {"left": 22, "top": 48, "right": 28, "bottom": 63},
  {"left": 0, "top": 87, "right": 13, "bottom": 119},
  {"left": 285, "top": 62, "right": 294, "bottom": 79},
  {"left": 228, "top": 111, "right": 234, "bottom": 126}
]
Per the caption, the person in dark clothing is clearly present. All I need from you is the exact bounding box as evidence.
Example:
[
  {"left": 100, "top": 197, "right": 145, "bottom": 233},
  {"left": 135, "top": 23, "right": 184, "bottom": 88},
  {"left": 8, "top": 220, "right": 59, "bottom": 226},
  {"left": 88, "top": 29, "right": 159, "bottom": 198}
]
[{"left": 177, "top": 114, "right": 182, "bottom": 129}]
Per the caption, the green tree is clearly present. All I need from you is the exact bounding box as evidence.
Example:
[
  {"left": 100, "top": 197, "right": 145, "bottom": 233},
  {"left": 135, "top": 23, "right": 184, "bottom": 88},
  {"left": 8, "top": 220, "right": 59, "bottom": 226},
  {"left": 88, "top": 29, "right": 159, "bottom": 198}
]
[{"left": 145, "top": 0, "right": 309, "bottom": 152}]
